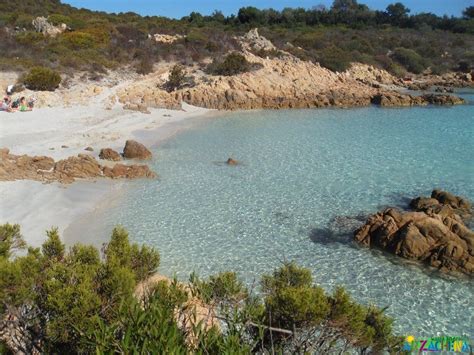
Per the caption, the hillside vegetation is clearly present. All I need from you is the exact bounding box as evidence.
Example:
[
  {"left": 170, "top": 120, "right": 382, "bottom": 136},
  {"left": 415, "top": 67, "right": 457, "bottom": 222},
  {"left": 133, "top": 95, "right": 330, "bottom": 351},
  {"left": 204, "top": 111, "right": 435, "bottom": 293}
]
[{"left": 0, "top": 0, "right": 473, "bottom": 77}]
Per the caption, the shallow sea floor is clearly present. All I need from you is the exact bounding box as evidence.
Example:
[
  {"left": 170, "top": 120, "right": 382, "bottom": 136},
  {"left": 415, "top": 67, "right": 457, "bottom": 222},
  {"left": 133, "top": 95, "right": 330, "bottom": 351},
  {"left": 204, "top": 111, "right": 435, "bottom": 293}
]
[{"left": 70, "top": 91, "right": 474, "bottom": 337}]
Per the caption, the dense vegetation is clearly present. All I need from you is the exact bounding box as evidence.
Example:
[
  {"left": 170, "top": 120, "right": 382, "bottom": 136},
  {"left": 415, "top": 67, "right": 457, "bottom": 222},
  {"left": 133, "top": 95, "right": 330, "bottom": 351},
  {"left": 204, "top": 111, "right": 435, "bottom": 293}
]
[
  {"left": 23, "top": 66, "right": 62, "bottom": 90},
  {"left": 0, "top": 0, "right": 472, "bottom": 77},
  {"left": 0, "top": 223, "right": 403, "bottom": 353}
]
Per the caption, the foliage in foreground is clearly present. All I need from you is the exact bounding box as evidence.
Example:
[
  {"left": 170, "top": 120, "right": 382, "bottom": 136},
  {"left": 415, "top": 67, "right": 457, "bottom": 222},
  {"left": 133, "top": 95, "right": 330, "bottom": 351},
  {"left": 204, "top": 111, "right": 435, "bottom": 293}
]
[{"left": 0, "top": 223, "right": 403, "bottom": 354}]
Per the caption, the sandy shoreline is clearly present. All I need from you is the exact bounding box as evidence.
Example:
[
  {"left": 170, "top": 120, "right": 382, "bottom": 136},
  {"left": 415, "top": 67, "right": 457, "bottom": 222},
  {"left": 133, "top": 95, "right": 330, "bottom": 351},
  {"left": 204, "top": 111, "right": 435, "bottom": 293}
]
[{"left": 0, "top": 99, "right": 214, "bottom": 246}]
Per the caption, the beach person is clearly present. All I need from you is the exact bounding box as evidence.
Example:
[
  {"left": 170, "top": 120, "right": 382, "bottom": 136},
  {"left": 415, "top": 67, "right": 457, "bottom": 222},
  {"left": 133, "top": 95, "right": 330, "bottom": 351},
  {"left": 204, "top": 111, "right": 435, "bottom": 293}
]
[
  {"left": 19, "top": 97, "right": 32, "bottom": 112},
  {"left": 6, "top": 84, "right": 14, "bottom": 96},
  {"left": 0, "top": 96, "right": 12, "bottom": 112}
]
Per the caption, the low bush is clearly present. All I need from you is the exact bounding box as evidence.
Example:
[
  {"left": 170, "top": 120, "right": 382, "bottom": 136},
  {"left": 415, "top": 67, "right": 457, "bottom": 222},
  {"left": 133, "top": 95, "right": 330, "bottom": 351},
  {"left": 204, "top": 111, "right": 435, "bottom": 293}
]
[
  {"left": 392, "top": 47, "right": 427, "bottom": 74},
  {"left": 23, "top": 66, "right": 61, "bottom": 91},
  {"left": 15, "top": 31, "right": 44, "bottom": 45},
  {"left": 48, "top": 14, "right": 72, "bottom": 26},
  {"left": 207, "top": 52, "right": 254, "bottom": 76},
  {"left": 317, "top": 46, "right": 352, "bottom": 72},
  {"left": 61, "top": 31, "right": 97, "bottom": 49}
]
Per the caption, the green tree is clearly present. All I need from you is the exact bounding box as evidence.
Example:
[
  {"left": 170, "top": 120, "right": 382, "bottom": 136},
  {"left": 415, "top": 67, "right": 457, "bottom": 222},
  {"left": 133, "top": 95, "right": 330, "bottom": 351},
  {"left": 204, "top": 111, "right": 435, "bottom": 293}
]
[
  {"left": 386, "top": 2, "right": 410, "bottom": 25},
  {"left": 165, "top": 64, "right": 186, "bottom": 92},
  {"left": 42, "top": 228, "right": 65, "bottom": 261},
  {"left": 463, "top": 6, "right": 474, "bottom": 19},
  {"left": 237, "top": 6, "right": 262, "bottom": 24},
  {"left": 0, "top": 223, "right": 25, "bottom": 258}
]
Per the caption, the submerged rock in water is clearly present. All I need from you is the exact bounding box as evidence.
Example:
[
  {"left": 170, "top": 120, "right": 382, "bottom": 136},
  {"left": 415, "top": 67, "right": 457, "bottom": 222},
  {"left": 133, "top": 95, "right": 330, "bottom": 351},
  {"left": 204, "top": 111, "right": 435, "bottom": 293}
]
[
  {"left": 123, "top": 140, "right": 152, "bottom": 160},
  {"left": 226, "top": 158, "right": 239, "bottom": 166},
  {"left": 355, "top": 191, "right": 474, "bottom": 276}
]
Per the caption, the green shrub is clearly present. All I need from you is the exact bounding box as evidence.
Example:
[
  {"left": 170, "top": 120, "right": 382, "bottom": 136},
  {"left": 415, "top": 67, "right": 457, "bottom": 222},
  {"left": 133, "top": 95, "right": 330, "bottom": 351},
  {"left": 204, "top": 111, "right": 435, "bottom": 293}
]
[
  {"left": 15, "top": 31, "right": 44, "bottom": 45},
  {"left": 207, "top": 52, "right": 254, "bottom": 76},
  {"left": 14, "top": 14, "right": 34, "bottom": 29},
  {"left": 185, "top": 30, "right": 207, "bottom": 45},
  {"left": 317, "top": 46, "right": 352, "bottom": 72},
  {"left": 48, "top": 14, "right": 72, "bottom": 26},
  {"left": 389, "top": 62, "right": 407, "bottom": 77},
  {"left": 61, "top": 31, "right": 96, "bottom": 49},
  {"left": 23, "top": 66, "right": 62, "bottom": 91},
  {"left": 392, "top": 47, "right": 427, "bottom": 74},
  {"left": 165, "top": 64, "right": 186, "bottom": 92}
]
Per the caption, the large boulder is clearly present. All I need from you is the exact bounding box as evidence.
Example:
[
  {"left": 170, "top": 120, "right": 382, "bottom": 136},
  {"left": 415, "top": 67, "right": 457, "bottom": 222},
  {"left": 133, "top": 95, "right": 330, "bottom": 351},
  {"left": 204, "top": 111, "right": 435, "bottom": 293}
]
[
  {"left": 99, "top": 148, "right": 121, "bottom": 161},
  {"left": 123, "top": 140, "right": 152, "bottom": 160},
  {"left": 355, "top": 192, "right": 474, "bottom": 276},
  {"left": 54, "top": 154, "right": 102, "bottom": 181},
  {"left": 240, "top": 28, "right": 276, "bottom": 52},
  {"left": 32, "top": 17, "right": 67, "bottom": 37}
]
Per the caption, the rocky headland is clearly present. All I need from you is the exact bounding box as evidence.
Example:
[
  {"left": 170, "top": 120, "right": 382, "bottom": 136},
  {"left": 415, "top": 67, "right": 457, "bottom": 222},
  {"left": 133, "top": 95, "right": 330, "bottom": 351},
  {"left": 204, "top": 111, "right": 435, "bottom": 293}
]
[
  {"left": 115, "top": 29, "right": 468, "bottom": 112},
  {"left": 354, "top": 190, "right": 473, "bottom": 276}
]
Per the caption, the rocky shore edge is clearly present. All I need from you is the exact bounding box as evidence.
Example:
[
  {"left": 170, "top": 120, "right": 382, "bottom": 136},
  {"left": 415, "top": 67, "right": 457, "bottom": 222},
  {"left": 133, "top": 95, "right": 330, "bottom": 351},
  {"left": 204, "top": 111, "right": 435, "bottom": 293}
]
[
  {"left": 0, "top": 140, "right": 157, "bottom": 184},
  {"left": 354, "top": 190, "right": 473, "bottom": 277}
]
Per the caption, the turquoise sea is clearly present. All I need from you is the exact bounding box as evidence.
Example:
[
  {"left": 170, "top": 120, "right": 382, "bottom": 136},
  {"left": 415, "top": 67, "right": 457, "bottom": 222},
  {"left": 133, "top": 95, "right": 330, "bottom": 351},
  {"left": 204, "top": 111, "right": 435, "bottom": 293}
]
[{"left": 74, "top": 91, "right": 474, "bottom": 337}]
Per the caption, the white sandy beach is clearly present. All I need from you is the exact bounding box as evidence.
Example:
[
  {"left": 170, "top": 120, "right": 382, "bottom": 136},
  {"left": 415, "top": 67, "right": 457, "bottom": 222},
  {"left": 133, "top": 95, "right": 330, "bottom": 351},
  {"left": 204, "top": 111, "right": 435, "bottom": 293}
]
[{"left": 0, "top": 87, "right": 212, "bottom": 246}]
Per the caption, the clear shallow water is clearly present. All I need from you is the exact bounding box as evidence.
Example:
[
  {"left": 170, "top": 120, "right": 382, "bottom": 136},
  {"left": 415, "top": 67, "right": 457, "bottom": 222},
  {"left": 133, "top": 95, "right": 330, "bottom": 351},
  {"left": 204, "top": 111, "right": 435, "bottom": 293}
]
[{"left": 75, "top": 92, "right": 474, "bottom": 337}]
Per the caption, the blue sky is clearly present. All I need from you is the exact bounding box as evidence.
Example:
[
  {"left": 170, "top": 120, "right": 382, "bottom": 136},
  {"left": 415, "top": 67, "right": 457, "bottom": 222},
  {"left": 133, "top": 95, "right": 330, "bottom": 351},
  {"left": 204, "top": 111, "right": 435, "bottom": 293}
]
[{"left": 63, "top": 0, "right": 470, "bottom": 18}]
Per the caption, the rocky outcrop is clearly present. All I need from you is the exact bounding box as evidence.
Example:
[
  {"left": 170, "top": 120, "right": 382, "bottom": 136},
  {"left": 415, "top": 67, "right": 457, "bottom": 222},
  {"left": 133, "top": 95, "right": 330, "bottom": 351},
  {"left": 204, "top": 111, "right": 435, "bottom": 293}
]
[
  {"left": 345, "top": 63, "right": 401, "bottom": 87},
  {"left": 32, "top": 17, "right": 67, "bottom": 37},
  {"left": 116, "top": 31, "right": 467, "bottom": 111},
  {"left": 239, "top": 28, "right": 276, "bottom": 52},
  {"left": 420, "top": 93, "right": 465, "bottom": 105},
  {"left": 0, "top": 148, "right": 156, "bottom": 184},
  {"left": 119, "top": 87, "right": 181, "bottom": 111},
  {"left": 370, "top": 92, "right": 464, "bottom": 106},
  {"left": 410, "top": 190, "right": 472, "bottom": 223},
  {"left": 102, "top": 163, "right": 156, "bottom": 179},
  {"left": 149, "top": 33, "right": 184, "bottom": 44},
  {"left": 370, "top": 92, "right": 426, "bottom": 106},
  {"left": 118, "top": 56, "right": 464, "bottom": 111},
  {"left": 406, "top": 72, "right": 473, "bottom": 89},
  {"left": 354, "top": 191, "right": 474, "bottom": 276},
  {"left": 123, "top": 140, "right": 152, "bottom": 160},
  {"left": 99, "top": 148, "right": 121, "bottom": 161}
]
